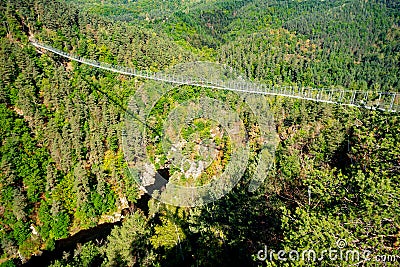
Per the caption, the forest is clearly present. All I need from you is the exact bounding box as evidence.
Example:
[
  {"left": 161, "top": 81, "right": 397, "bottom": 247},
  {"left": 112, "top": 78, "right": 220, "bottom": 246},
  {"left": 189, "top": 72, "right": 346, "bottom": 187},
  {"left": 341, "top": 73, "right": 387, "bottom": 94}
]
[{"left": 0, "top": 0, "right": 399, "bottom": 266}]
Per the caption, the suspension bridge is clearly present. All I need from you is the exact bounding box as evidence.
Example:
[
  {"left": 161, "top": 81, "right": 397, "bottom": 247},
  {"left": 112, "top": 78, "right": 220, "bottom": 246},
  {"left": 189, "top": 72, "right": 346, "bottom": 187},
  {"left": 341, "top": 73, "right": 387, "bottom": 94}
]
[{"left": 30, "top": 39, "right": 399, "bottom": 113}]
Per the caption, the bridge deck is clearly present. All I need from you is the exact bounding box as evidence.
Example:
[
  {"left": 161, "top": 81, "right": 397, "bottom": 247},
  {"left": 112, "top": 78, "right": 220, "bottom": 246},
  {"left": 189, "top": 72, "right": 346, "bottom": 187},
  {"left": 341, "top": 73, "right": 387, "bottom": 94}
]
[{"left": 30, "top": 40, "right": 399, "bottom": 113}]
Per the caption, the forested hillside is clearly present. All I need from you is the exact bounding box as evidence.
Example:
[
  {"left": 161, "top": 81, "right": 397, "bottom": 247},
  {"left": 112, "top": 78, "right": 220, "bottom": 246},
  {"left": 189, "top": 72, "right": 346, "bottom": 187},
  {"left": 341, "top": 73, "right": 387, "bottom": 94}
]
[{"left": 0, "top": 0, "right": 399, "bottom": 266}]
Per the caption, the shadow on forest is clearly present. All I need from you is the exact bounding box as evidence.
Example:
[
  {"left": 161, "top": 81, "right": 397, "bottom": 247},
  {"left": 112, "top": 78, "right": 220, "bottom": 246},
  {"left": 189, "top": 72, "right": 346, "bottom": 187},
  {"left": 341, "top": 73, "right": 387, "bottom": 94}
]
[
  {"left": 152, "top": 183, "right": 283, "bottom": 267},
  {"left": 21, "top": 222, "right": 121, "bottom": 267}
]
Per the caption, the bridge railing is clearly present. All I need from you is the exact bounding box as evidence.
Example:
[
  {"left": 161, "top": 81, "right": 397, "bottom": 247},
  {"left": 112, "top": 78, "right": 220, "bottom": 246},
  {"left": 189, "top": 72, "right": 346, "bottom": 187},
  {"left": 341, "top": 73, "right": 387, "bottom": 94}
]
[{"left": 30, "top": 39, "right": 399, "bottom": 113}]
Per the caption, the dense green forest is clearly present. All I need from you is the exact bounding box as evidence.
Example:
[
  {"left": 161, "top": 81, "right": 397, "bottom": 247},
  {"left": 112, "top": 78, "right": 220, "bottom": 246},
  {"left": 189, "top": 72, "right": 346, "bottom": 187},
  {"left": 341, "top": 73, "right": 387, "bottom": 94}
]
[{"left": 0, "top": 0, "right": 399, "bottom": 266}]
